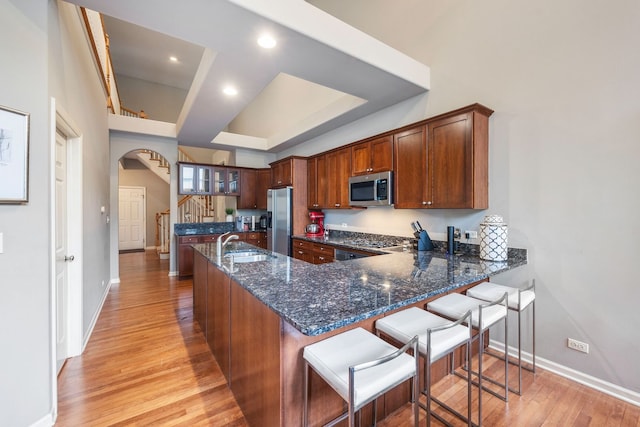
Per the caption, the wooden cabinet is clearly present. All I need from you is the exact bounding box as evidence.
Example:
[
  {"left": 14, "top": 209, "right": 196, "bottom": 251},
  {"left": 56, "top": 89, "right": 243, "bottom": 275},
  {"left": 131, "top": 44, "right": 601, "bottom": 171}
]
[
  {"left": 238, "top": 169, "right": 257, "bottom": 209},
  {"left": 394, "top": 104, "right": 492, "bottom": 209},
  {"left": 256, "top": 168, "right": 271, "bottom": 210},
  {"left": 312, "top": 242, "right": 335, "bottom": 264},
  {"left": 292, "top": 239, "right": 335, "bottom": 264},
  {"left": 351, "top": 135, "right": 393, "bottom": 176},
  {"left": 241, "top": 232, "right": 267, "bottom": 249},
  {"left": 307, "top": 155, "right": 327, "bottom": 209},
  {"left": 292, "top": 239, "right": 315, "bottom": 263},
  {"left": 326, "top": 148, "right": 351, "bottom": 209},
  {"left": 270, "top": 158, "right": 293, "bottom": 188},
  {"left": 393, "top": 125, "right": 428, "bottom": 209},
  {"left": 178, "top": 162, "right": 213, "bottom": 195},
  {"left": 212, "top": 167, "right": 241, "bottom": 196},
  {"left": 177, "top": 234, "right": 224, "bottom": 278},
  {"left": 238, "top": 168, "right": 270, "bottom": 209},
  {"left": 206, "top": 262, "right": 231, "bottom": 381},
  {"left": 193, "top": 251, "right": 209, "bottom": 330}
]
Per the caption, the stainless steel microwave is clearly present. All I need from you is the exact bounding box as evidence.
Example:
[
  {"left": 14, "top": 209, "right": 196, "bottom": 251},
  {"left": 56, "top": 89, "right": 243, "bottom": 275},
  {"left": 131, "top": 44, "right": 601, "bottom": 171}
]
[{"left": 348, "top": 171, "right": 393, "bottom": 206}]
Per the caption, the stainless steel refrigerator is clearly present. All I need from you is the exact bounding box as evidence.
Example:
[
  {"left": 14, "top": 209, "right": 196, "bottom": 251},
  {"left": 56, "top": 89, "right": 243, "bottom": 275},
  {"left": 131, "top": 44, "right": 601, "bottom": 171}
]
[{"left": 266, "top": 187, "right": 293, "bottom": 256}]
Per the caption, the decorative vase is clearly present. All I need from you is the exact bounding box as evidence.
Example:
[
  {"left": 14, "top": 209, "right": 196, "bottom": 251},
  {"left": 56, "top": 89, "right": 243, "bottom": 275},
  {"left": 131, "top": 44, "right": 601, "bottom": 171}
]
[
  {"left": 226, "top": 214, "right": 233, "bottom": 222},
  {"left": 479, "top": 215, "right": 508, "bottom": 261}
]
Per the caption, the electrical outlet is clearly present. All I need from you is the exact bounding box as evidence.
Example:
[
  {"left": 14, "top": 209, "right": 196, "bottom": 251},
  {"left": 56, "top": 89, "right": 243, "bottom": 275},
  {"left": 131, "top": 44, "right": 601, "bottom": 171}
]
[
  {"left": 341, "top": 223, "right": 347, "bottom": 228},
  {"left": 567, "top": 338, "right": 589, "bottom": 353},
  {"left": 465, "top": 230, "right": 478, "bottom": 239}
]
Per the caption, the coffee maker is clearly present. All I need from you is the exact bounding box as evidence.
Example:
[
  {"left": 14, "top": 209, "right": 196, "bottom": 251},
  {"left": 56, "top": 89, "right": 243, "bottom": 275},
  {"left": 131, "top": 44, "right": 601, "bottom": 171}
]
[{"left": 305, "top": 211, "right": 325, "bottom": 237}]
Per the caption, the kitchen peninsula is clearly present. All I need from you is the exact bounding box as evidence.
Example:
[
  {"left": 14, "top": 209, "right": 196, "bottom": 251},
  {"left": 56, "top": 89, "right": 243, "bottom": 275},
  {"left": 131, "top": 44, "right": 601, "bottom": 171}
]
[{"left": 192, "top": 236, "right": 526, "bottom": 426}]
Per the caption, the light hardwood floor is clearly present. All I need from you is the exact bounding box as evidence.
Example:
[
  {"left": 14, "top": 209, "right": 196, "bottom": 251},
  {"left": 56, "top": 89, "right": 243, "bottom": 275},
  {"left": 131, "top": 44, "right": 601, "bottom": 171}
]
[{"left": 56, "top": 251, "right": 639, "bottom": 426}]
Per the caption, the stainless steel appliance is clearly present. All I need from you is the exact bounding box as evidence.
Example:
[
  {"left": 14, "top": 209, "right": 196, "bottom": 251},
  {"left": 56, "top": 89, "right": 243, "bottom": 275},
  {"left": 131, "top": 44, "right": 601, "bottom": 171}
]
[
  {"left": 348, "top": 171, "right": 393, "bottom": 206},
  {"left": 267, "top": 187, "right": 293, "bottom": 256},
  {"left": 335, "top": 248, "right": 369, "bottom": 261}
]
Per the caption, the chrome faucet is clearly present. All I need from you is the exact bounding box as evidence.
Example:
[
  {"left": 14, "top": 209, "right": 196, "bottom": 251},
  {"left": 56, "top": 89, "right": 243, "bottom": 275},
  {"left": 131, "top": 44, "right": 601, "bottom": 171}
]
[{"left": 216, "top": 231, "right": 239, "bottom": 255}]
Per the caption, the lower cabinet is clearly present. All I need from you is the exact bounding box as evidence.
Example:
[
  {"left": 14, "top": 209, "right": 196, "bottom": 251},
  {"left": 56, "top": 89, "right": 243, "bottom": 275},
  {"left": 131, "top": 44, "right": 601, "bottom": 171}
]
[
  {"left": 241, "top": 231, "right": 266, "bottom": 249},
  {"left": 291, "top": 239, "right": 335, "bottom": 264},
  {"left": 206, "top": 262, "right": 231, "bottom": 381},
  {"left": 177, "top": 234, "right": 220, "bottom": 279}
]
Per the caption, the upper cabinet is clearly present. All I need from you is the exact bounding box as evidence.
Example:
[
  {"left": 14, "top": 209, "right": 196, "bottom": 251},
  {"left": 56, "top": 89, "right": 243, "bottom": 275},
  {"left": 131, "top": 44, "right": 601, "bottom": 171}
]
[
  {"left": 178, "top": 162, "right": 213, "bottom": 195},
  {"left": 393, "top": 126, "right": 428, "bottom": 208},
  {"left": 394, "top": 104, "right": 492, "bottom": 209},
  {"left": 213, "top": 167, "right": 241, "bottom": 196},
  {"left": 307, "top": 155, "right": 328, "bottom": 209},
  {"left": 270, "top": 158, "right": 293, "bottom": 188},
  {"left": 351, "top": 135, "right": 393, "bottom": 176},
  {"left": 326, "top": 147, "right": 351, "bottom": 209},
  {"left": 255, "top": 169, "right": 271, "bottom": 210},
  {"left": 238, "top": 168, "right": 271, "bottom": 209},
  {"left": 238, "top": 169, "right": 257, "bottom": 209}
]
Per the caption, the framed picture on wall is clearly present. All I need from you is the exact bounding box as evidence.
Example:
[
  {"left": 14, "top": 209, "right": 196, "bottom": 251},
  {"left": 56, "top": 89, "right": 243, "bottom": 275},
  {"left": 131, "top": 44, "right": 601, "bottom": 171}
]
[{"left": 0, "top": 105, "right": 30, "bottom": 204}]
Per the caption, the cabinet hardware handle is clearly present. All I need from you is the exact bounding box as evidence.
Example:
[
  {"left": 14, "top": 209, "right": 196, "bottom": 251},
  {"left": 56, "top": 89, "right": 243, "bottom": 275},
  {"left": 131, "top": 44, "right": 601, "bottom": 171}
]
[
  {"left": 427, "top": 201, "right": 432, "bottom": 205},
  {"left": 64, "top": 255, "right": 75, "bottom": 262},
  {"left": 335, "top": 204, "right": 340, "bottom": 207}
]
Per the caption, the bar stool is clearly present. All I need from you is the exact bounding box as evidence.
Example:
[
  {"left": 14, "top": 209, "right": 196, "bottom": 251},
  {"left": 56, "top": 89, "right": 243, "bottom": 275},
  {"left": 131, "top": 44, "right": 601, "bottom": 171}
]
[
  {"left": 303, "top": 327, "right": 419, "bottom": 427},
  {"left": 426, "top": 292, "right": 508, "bottom": 422},
  {"left": 466, "top": 279, "right": 536, "bottom": 394},
  {"left": 375, "top": 307, "right": 473, "bottom": 427}
]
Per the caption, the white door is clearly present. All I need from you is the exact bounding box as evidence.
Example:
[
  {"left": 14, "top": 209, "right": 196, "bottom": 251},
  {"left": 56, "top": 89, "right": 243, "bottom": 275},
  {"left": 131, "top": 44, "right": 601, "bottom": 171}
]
[
  {"left": 119, "top": 186, "right": 145, "bottom": 251},
  {"left": 55, "top": 131, "right": 71, "bottom": 373}
]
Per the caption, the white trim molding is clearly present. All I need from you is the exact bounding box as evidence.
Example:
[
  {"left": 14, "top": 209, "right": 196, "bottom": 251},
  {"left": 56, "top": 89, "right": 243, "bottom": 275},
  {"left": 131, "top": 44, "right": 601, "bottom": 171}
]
[{"left": 490, "top": 340, "right": 640, "bottom": 407}]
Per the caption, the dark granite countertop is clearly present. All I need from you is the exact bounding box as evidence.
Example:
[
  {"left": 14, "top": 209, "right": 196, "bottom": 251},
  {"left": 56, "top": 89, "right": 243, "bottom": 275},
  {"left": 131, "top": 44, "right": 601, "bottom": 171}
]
[
  {"left": 174, "top": 222, "right": 265, "bottom": 236},
  {"left": 193, "top": 235, "right": 527, "bottom": 337}
]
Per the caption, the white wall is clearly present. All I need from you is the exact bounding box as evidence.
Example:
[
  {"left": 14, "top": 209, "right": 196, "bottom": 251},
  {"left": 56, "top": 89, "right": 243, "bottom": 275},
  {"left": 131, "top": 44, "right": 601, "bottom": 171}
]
[{"left": 297, "top": 0, "right": 640, "bottom": 395}]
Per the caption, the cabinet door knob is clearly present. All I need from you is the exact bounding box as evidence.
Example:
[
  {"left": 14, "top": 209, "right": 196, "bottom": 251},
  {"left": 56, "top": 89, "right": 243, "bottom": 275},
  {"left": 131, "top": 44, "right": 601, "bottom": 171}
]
[{"left": 335, "top": 203, "right": 340, "bottom": 207}]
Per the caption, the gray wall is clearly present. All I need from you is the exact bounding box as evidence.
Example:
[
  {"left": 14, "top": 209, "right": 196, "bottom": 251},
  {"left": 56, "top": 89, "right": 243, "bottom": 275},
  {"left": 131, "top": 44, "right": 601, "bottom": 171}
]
[
  {"left": 116, "top": 74, "right": 187, "bottom": 123},
  {"left": 0, "top": 0, "right": 111, "bottom": 425},
  {"left": 0, "top": 1, "right": 50, "bottom": 425},
  {"left": 292, "top": 0, "right": 640, "bottom": 395},
  {"left": 119, "top": 167, "right": 170, "bottom": 248}
]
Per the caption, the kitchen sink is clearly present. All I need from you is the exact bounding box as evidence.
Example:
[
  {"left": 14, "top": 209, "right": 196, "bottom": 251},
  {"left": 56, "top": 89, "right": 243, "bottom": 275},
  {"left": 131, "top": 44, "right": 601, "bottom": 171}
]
[
  {"left": 230, "top": 254, "right": 270, "bottom": 263},
  {"left": 225, "top": 251, "right": 271, "bottom": 263}
]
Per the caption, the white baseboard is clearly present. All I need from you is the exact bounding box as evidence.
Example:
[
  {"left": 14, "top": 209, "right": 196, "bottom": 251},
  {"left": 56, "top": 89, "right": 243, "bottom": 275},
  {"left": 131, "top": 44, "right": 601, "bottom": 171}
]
[
  {"left": 111, "top": 277, "right": 120, "bottom": 284},
  {"left": 168, "top": 271, "right": 178, "bottom": 277},
  {"left": 489, "top": 340, "right": 640, "bottom": 407},
  {"left": 82, "top": 280, "right": 113, "bottom": 351},
  {"left": 145, "top": 245, "right": 157, "bottom": 250},
  {"left": 29, "top": 412, "right": 54, "bottom": 427}
]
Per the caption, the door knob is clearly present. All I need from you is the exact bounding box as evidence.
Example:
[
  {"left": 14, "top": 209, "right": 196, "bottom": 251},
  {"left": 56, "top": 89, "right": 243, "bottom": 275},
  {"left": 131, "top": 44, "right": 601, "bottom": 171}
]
[{"left": 64, "top": 255, "right": 75, "bottom": 262}]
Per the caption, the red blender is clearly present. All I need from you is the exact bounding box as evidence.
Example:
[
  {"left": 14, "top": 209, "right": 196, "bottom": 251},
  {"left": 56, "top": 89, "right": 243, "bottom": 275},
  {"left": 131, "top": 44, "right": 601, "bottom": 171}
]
[{"left": 305, "top": 211, "right": 325, "bottom": 238}]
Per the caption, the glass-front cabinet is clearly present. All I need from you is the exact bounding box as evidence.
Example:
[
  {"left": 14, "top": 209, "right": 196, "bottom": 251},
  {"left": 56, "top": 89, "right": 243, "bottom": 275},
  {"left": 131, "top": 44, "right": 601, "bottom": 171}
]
[
  {"left": 179, "top": 162, "right": 212, "bottom": 195},
  {"left": 212, "top": 167, "right": 241, "bottom": 196}
]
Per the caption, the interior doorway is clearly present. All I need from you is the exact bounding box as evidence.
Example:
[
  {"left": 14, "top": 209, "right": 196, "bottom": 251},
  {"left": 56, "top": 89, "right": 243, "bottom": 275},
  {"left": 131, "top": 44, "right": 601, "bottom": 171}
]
[
  {"left": 52, "top": 102, "right": 83, "bottom": 378},
  {"left": 118, "top": 186, "right": 146, "bottom": 252}
]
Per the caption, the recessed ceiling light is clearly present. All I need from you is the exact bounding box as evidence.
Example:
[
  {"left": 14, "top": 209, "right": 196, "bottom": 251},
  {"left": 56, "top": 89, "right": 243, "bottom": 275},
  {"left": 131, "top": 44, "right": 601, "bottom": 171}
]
[
  {"left": 169, "top": 56, "right": 178, "bottom": 62},
  {"left": 223, "top": 86, "right": 238, "bottom": 96},
  {"left": 257, "top": 34, "right": 277, "bottom": 49}
]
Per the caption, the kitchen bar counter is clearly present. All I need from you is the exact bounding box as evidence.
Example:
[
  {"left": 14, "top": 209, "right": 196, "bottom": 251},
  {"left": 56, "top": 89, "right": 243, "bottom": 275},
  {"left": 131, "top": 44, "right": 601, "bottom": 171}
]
[
  {"left": 193, "top": 238, "right": 526, "bottom": 426},
  {"left": 193, "top": 239, "right": 526, "bottom": 336}
]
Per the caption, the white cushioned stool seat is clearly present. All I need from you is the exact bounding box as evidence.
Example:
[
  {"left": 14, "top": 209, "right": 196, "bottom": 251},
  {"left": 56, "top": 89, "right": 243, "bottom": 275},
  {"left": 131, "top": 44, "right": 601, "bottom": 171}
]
[
  {"left": 376, "top": 307, "right": 474, "bottom": 426},
  {"left": 467, "top": 282, "right": 535, "bottom": 310},
  {"left": 427, "top": 293, "right": 507, "bottom": 330},
  {"left": 466, "top": 280, "right": 537, "bottom": 395},
  {"left": 303, "top": 327, "right": 416, "bottom": 410},
  {"left": 376, "top": 307, "right": 470, "bottom": 362}
]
